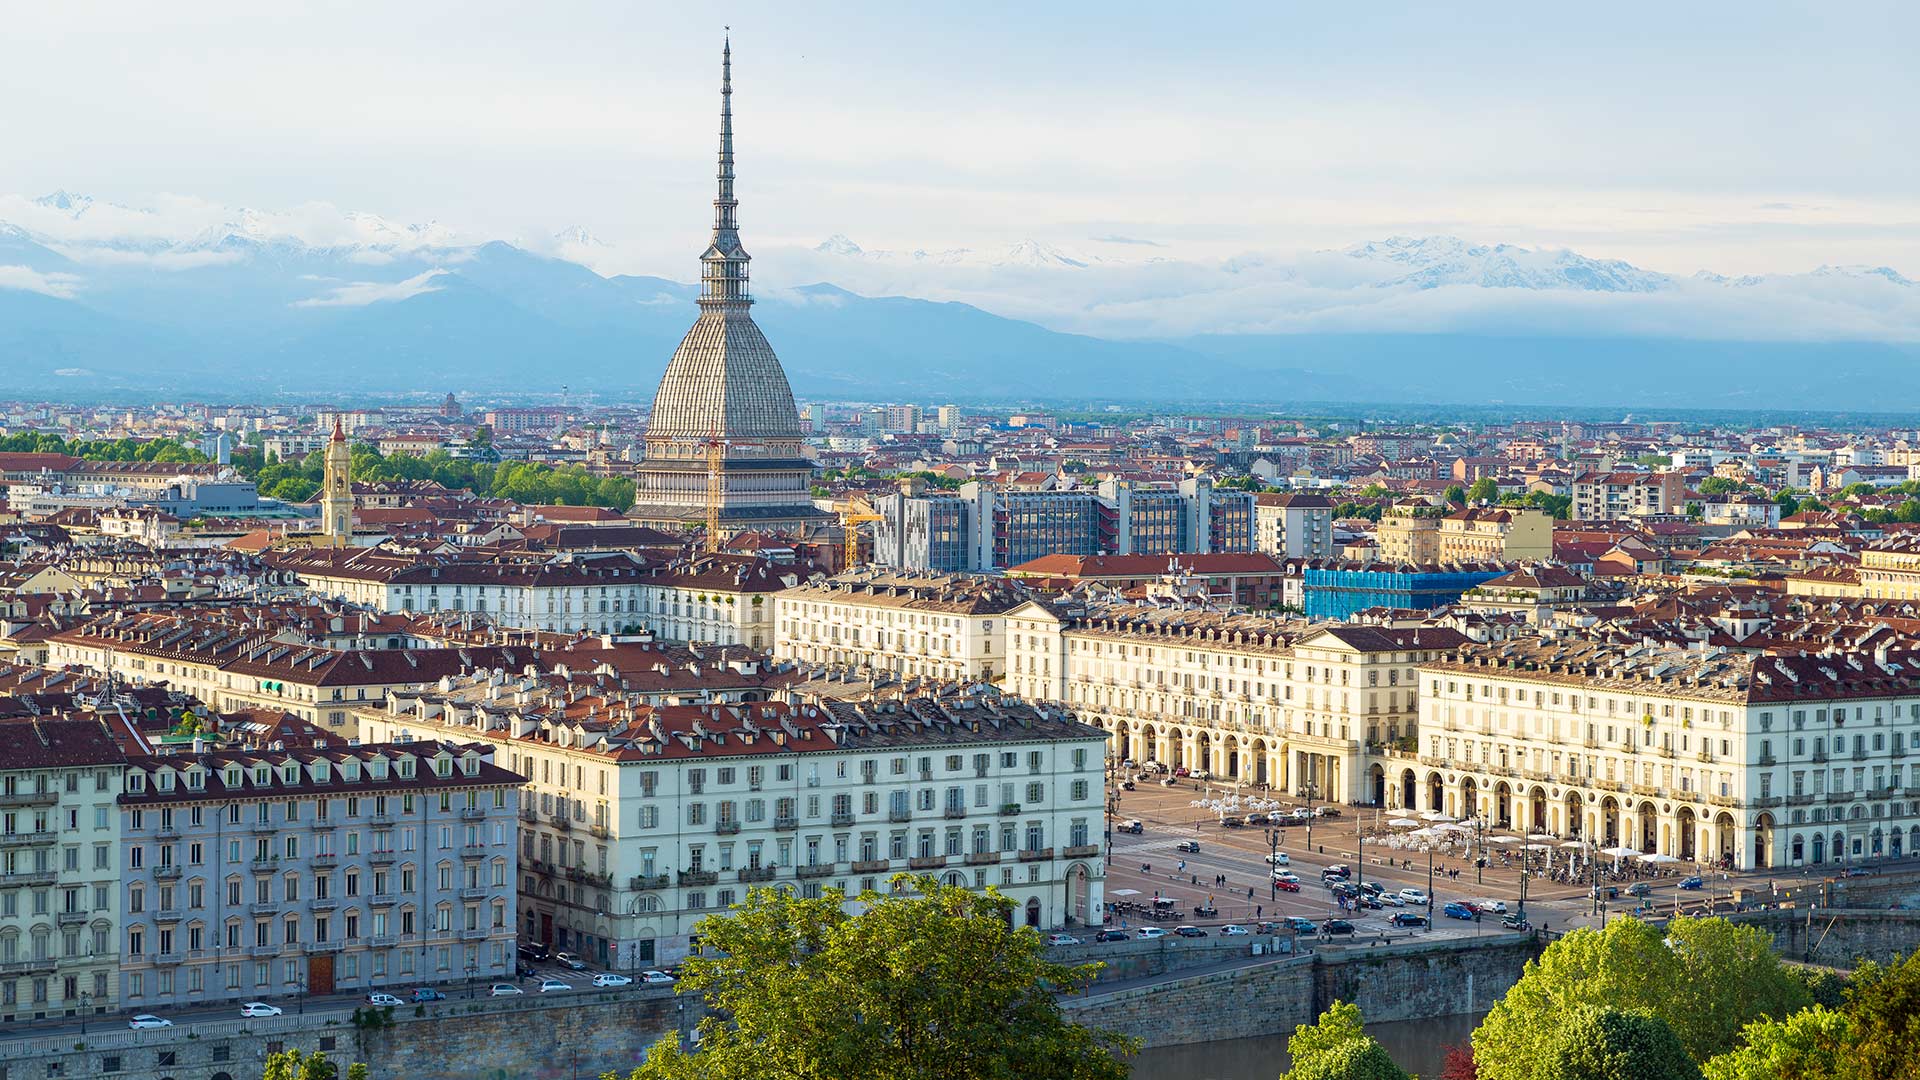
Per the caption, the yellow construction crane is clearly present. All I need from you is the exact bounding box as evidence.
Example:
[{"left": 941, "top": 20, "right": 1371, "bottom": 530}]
[{"left": 841, "top": 496, "right": 884, "bottom": 570}]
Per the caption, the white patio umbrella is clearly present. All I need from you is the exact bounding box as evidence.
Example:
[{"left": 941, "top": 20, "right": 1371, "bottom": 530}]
[
  {"left": 1636, "top": 852, "right": 1682, "bottom": 864},
  {"left": 1602, "top": 846, "right": 1641, "bottom": 858},
  {"left": 1387, "top": 818, "right": 1420, "bottom": 827},
  {"left": 1436, "top": 823, "right": 1473, "bottom": 834},
  {"left": 1491, "top": 835, "right": 1525, "bottom": 845},
  {"left": 1524, "top": 843, "right": 1553, "bottom": 852},
  {"left": 1559, "top": 840, "right": 1587, "bottom": 849},
  {"left": 1422, "top": 811, "right": 1457, "bottom": 821}
]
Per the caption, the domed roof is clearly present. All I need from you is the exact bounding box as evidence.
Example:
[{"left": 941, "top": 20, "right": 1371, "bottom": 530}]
[{"left": 646, "top": 308, "right": 806, "bottom": 442}]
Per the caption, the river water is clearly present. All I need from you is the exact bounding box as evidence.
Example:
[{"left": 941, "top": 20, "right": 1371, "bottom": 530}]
[{"left": 1129, "top": 1012, "right": 1485, "bottom": 1079}]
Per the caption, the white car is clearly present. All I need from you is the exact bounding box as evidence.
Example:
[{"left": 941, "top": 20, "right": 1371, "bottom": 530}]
[
  {"left": 489, "top": 983, "right": 524, "bottom": 996},
  {"left": 538, "top": 978, "right": 572, "bottom": 993},
  {"left": 240, "top": 1002, "right": 283, "bottom": 1018},
  {"left": 1377, "top": 893, "right": 1404, "bottom": 907},
  {"left": 365, "top": 993, "right": 403, "bottom": 1007},
  {"left": 1219, "top": 924, "right": 1249, "bottom": 936},
  {"left": 592, "top": 973, "right": 633, "bottom": 987},
  {"left": 1264, "top": 852, "right": 1291, "bottom": 866},
  {"left": 1272, "top": 870, "right": 1299, "bottom": 883},
  {"left": 1266, "top": 810, "right": 1289, "bottom": 824},
  {"left": 128, "top": 1014, "right": 172, "bottom": 1030},
  {"left": 640, "top": 970, "right": 676, "bottom": 985},
  {"left": 1046, "top": 933, "right": 1082, "bottom": 946},
  {"left": 1475, "top": 899, "right": 1509, "bottom": 915},
  {"left": 1399, "top": 888, "right": 1429, "bottom": 906},
  {"left": 1136, "top": 926, "right": 1169, "bottom": 939}
]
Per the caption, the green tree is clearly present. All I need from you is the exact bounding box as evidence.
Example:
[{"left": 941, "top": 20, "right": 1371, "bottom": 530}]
[
  {"left": 1831, "top": 948, "right": 1920, "bottom": 1079},
  {"left": 1443, "top": 484, "right": 1468, "bottom": 505},
  {"left": 261, "top": 1049, "right": 345, "bottom": 1080},
  {"left": 610, "top": 877, "right": 1133, "bottom": 1080},
  {"left": 1473, "top": 918, "right": 1809, "bottom": 1079},
  {"left": 1775, "top": 491, "right": 1800, "bottom": 518},
  {"left": 1282, "top": 1001, "right": 1410, "bottom": 1080},
  {"left": 1700, "top": 1006, "right": 1849, "bottom": 1080},
  {"left": 1699, "top": 477, "right": 1744, "bottom": 496},
  {"left": 1544, "top": 1007, "right": 1700, "bottom": 1080},
  {"left": 1468, "top": 478, "right": 1499, "bottom": 504}
]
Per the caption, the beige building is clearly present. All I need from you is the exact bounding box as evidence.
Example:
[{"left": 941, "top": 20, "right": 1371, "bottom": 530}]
[
  {"left": 1858, "top": 535, "right": 1920, "bottom": 601},
  {"left": 1405, "top": 639, "right": 1920, "bottom": 870},
  {"left": 354, "top": 681, "right": 1108, "bottom": 965},
  {"left": 1374, "top": 508, "right": 1441, "bottom": 565},
  {"left": 1435, "top": 507, "right": 1550, "bottom": 563},
  {"left": 773, "top": 569, "right": 1025, "bottom": 683},
  {"left": 1005, "top": 600, "right": 1465, "bottom": 804}
]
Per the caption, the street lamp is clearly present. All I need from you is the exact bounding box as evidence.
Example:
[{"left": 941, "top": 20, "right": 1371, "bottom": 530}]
[
  {"left": 79, "top": 990, "right": 90, "bottom": 1034},
  {"left": 1265, "top": 828, "right": 1281, "bottom": 901},
  {"left": 1300, "top": 779, "right": 1319, "bottom": 855},
  {"left": 1105, "top": 790, "right": 1118, "bottom": 869},
  {"left": 464, "top": 961, "right": 477, "bottom": 999}
]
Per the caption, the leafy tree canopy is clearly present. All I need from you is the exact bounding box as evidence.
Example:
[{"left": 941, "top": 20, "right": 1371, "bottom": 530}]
[
  {"left": 1281, "top": 1001, "right": 1410, "bottom": 1080},
  {"left": 1472, "top": 918, "right": 1809, "bottom": 1079},
  {"left": 1544, "top": 1007, "right": 1700, "bottom": 1080},
  {"left": 610, "top": 877, "right": 1134, "bottom": 1080}
]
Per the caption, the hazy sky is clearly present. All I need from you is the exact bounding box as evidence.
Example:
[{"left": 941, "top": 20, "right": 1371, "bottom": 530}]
[{"left": 4, "top": 1, "right": 1918, "bottom": 278}]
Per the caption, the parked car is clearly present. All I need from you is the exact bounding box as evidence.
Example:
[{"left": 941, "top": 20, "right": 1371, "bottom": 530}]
[
  {"left": 365, "top": 993, "right": 404, "bottom": 1007},
  {"left": 1399, "top": 888, "right": 1430, "bottom": 906},
  {"left": 1267, "top": 811, "right": 1289, "bottom": 824},
  {"left": 1121, "top": 759, "right": 1138, "bottom": 769},
  {"left": 490, "top": 984, "right": 524, "bottom": 996},
  {"left": 1314, "top": 806, "right": 1342, "bottom": 818},
  {"left": 128, "top": 1014, "right": 172, "bottom": 1029},
  {"left": 1679, "top": 876, "right": 1704, "bottom": 890},
  {"left": 1046, "top": 933, "right": 1082, "bottom": 946},
  {"left": 640, "top": 970, "right": 676, "bottom": 985},
  {"left": 1220, "top": 924, "right": 1249, "bottom": 936},
  {"left": 408, "top": 988, "right": 445, "bottom": 1003},
  {"left": 1321, "top": 919, "right": 1356, "bottom": 936},
  {"left": 1274, "top": 878, "right": 1301, "bottom": 892},
  {"left": 1443, "top": 902, "right": 1477, "bottom": 921},
  {"left": 1219, "top": 816, "right": 1245, "bottom": 828},
  {"left": 1289, "top": 808, "right": 1314, "bottom": 821},
  {"left": 240, "top": 1002, "right": 283, "bottom": 1018},
  {"left": 1501, "top": 915, "right": 1534, "bottom": 932},
  {"left": 592, "top": 973, "right": 634, "bottom": 987},
  {"left": 1264, "top": 852, "right": 1291, "bottom": 866},
  {"left": 1136, "top": 927, "right": 1169, "bottom": 940},
  {"left": 1322, "top": 864, "right": 1351, "bottom": 879},
  {"left": 538, "top": 978, "right": 572, "bottom": 993},
  {"left": 1244, "top": 814, "right": 1266, "bottom": 827},
  {"left": 1173, "top": 767, "right": 1191, "bottom": 778},
  {"left": 1191, "top": 770, "right": 1212, "bottom": 781},
  {"left": 1391, "top": 912, "right": 1430, "bottom": 928},
  {"left": 1174, "top": 925, "right": 1208, "bottom": 938},
  {"left": 1355, "top": 894, "right": 1383, "bottom": 910},
  {"left": 1357, "top": 881, "right": 1383, "bottom": 897},
  {"left": 1119, "top": 819, "right": 1144, "bottom": 835},
  {"left": 1272, "top": 869, "right": 1299, "bottom": 882},
  {"left": 1094, "top": 929, "right": 1131, "bottom": 942},
  {"left": 554, "top": 952, "right": 589, "bottom": 971},
  {"left": 1377, "top": 892, "right": 1404, "bottom": 907},
  {"left": 1175, "top": 840, "right": 1201, "bottom": 853},
  {"left": 518, "top": 942, "right": 551, "bottom": 961},
  {"left": 1287, "top": 917, "right": 1318, "bottom": 934},
  {"left": 1473, "top": 899, "right": 1509, "bottom": 915},
  {"left": 1626, "top": 882, "right": 1653, "bottom": 898}
]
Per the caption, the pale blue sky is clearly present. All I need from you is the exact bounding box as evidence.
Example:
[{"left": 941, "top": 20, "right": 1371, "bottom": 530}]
[{"left": 3, "top": 1, "right": 1917, "bottom": 277}]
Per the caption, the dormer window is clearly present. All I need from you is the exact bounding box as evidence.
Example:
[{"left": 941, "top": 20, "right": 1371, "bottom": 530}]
[
  {"left": 127, "top": 772, "right": 147, "bottom": 794},
  {"left": 186, "top": 771, "right": 204, "bottom": 791},
  {"left": 156, "top": 772, "right": 175, "bottom": 792},
  {"left": 461, "top": 757, "right": 479, "bottom": 777},
  {"left": 254, "top": 766, "right": 271, "bottom": 786},
  {"left": 343, "top": 761, "right": 360, "bottom": 782},
  {"left": 397, "top": 758, "right": 414, "bottom": 779},
  {"left": 312, "top": 762, "right": 330, "bottom": 784},
  {"left": 282, "top": 765, "right": 300, "bottom": 784},
  {"left": 225, "top": 768, "right": 242, "bottom": 788}
]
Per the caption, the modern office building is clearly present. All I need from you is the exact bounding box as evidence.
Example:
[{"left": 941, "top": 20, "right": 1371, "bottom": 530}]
[
  {"left": 870, "top": 478, "right": 1254, "bottom": 573},
  {"left": 1301, "top": 563, "right": 1507, "bottom": 621}
]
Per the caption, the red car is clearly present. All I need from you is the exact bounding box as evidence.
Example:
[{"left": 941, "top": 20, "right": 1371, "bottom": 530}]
[{"left": 1274, "top": 878, "right": 1300, "bottom": 892}]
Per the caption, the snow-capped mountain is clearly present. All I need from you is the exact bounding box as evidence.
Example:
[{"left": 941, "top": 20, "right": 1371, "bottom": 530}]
[
  {"left": 3, "top": 191, "right": 1919, "bottom": 408},
  {"left": 1342, "top": 235, "right": 1672, "bottom": 292},
  {"left": 810, "top": 234, "right": 1099, "bottom": 269}
]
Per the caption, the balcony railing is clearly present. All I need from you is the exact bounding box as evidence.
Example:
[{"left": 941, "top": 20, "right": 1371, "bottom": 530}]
[
  {"left": 679, "top": 869, "right": 719, "bottom": 887},
  {"left": 1017, "top": 848, "right": 1054, "bottom": 863},
  {"left": 773, "top": 816, "right": 799, "bottom": 831},
  {"left": 1062, "top": 844, "right": 1100, "bottom": 858},
  {"left": 830, "top": 812, "right": 855, "bottom": 826},
  {"left": 999, "top": 804, "right": 1021, "bottom": 816},
  {"left": 795, "top": 863, "right": 836, "bottom": 880},
  {"left": 0, "top": 790, "right": 57, "bottom": 807},
  {"left": 715, "top": 821, "right": 741, "bottom": 835},
  {"left": 737, "top": 867, "right": 776, "bottom": 884},
  {"left": 629, "top": 874, "right": 670, "bottom": 891},
  {"left": 153, "top": 908, "right": 183, "bottom": 923},
  {"left": 369, "top": 893, "right": 397, "bottom": 907},
  {"left": 1, "top": 830, "right": 59, "bottom": 848},
  {"left": 906, "top": 856, "right": 946, "bottom": 870},
  {"left": 964, "top": 852, "right": 1000, "bottom": 866},
  {"left": 850, "top": 859, "right": 890, "bottom": 874},
  {"left": 943, "top": 807, "right": 967, "bottom": 819},
  {"left": 887, "top": 809, "right": 913, "bottom": 823},
  {"left": 460, "top": 807, "right": 488, "bottom": 821}
]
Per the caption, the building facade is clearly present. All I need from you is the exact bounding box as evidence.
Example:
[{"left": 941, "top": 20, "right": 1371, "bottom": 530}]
[
  {"left": 1005, "top": 601, "right": 1465, "bottom": 804},
  {"left": 354, "top": 689, "right": 1108, "bottom": 968},
  {"left": 871, "top": 478, "right": 1254, "bottom": 573},
  {"left": 1404, "top": 641, "right": 1920, "bottom": 870},
  {"left": 116, "top": 742, "right": 522, "bottom": 1010},
  {"left": 0, "top": 718, "right": 125, "bottom": 1024},
  {"left": 1253, "top": 493, "right": 1336, "bottom": 560},
  {"left": 773, "top": 569, "right": 1025, "bottom": 682}
]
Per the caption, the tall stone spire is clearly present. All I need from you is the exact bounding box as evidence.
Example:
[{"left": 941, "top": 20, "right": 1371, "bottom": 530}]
[
  {"left": 320, "top": 418, "right": 352, "bottom": 546},
  {"left": 700, "top": 35, "right": 750, "bottom": 309}
]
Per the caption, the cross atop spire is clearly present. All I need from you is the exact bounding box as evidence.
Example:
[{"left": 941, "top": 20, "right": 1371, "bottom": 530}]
[{"left": 700, "top": 33, "right": 750, "bottom": 309}]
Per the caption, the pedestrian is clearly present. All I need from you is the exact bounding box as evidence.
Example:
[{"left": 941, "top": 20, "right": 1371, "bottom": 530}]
[{"left": 1256, "top": 904, "right": 1263, "bottom": 918}]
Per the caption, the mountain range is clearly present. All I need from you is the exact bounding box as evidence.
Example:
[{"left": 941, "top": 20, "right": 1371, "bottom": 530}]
[{"left": 1, "top": 193, "right": 1917, "bottom": 409}]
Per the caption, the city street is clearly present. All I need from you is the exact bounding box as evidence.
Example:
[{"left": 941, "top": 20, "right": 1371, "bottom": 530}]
[{"left": 1100, "top": 775, "right": 1793, "bottom": 943}]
